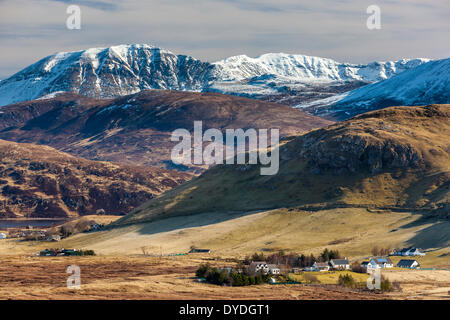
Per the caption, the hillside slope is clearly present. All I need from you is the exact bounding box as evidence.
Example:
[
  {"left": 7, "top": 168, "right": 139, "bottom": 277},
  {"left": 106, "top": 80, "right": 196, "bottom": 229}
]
[
  {"left": 0, "top": 90, "right": 332, "bottom": 170},
  {"left": 115, "top": 104, "right": 450, "bottom": 226},
  {"left": 0, "top": 139, "right": 190, "bottom": 218},
  {"left": 298, "top": 59, "right": 450, "bottom": 120}
]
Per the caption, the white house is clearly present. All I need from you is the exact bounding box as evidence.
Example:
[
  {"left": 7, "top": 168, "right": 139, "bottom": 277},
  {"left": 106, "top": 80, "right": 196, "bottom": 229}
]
[
  {"left": 312, "top": 262, "right": 330, "bottom": 272},
  {"left": 0, "top": 233, "right": 7, "bottom": 239},
  {"left": 249, "top": 261, "right": 269, "bottom": 274},
  {"left": 363, "top": 257, "right": 394, "bottom": 273},
  {"left": 371, "top": 257, "right": 394, "bottom": 268},
  {"left": 330, "top": 259, "right": 350, "bottom": 270},
  {"left": 397, "top": 259, "right": 420, "bottom": 269},
  {"left": 267, "top": 264, "right": 281, "bottom": 275},
  {"left": 393, "top": 247, "right": 425, "bottom": 256},
  {"left": 361, "top": 261, "right": 379, "bottom": 273}
]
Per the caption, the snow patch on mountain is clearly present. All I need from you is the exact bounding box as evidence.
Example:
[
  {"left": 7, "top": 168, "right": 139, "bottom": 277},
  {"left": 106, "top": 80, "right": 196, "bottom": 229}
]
[{"left": 297, "top": 58, "right": 450, "bottom": 120}]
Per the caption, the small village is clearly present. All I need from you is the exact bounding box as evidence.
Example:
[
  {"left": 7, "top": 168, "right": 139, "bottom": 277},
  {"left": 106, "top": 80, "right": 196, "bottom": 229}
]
[
  {"left": 0, "top": 222, "right": 105, "bottom": 242},
  {"left": 195, "top": 247, "right": 429, "bottom": 288}
]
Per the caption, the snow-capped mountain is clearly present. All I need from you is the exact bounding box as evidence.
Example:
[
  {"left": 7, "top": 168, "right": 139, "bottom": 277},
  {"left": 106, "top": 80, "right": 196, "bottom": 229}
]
[
  {"left": 207, "top": 53, "right": 429, "bottom": 105},
  {"left": 0, "top": 44, "right": 212, "bottom": 106},
  {"left": 296, "top": 58, "right": 450, "bottom": 120},
  {"left": 0, "top": 44, "right": 430, "bottom": 107},
  {"left": 211, "top": 53, "right": 427, "bottom": 82}
]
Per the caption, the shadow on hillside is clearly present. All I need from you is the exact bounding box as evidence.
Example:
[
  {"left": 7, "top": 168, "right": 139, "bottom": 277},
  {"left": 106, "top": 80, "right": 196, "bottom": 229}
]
[
  {"left": 121, "top": 210, "right": 268, "bottom": 236},
  {"left": 401, "top": 218, "right": 450, "bottom": 249}
]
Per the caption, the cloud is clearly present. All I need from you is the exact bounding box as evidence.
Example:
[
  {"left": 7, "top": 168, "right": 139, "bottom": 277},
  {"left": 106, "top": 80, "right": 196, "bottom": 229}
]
[
  {"left": 51, "top": 0, "right": 119, "bottom": 11},
  {"left": 0, "top": 0, "right": 448, "bottom": 79}
]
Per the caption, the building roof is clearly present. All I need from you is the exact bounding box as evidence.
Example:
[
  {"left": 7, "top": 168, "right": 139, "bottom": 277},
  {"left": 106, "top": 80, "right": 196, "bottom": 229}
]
[
  {"left": 250, "top": 261, "right": 267, "bottom": 266},
  {"left": 398, "top": 247, "right": 422, "bottom": 253},
  {"left": 314, "top": 262, "right": 330, "bottom": 268},
  {"left": 190, "top": 248, "right": 211, "bottom": 253},
  {"left": 330, "top": 259, "right": 349, "bottom": 265},
  {"left": 373, "top": 257, "right": 393, "bottom": 264},
  {"left": 397, "top": 259, "right": 419, "bottom": 267},
  {"left": 267, "top": 264, "right": 280, "bottom": 269}
]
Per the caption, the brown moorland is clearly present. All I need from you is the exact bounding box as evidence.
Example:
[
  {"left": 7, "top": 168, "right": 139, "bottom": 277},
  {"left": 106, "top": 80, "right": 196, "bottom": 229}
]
[
  {"left": 0, "top": 139, "right": 190, "bottom": 218},
  {"left": 0, "top": 90, "right": 332, "bottom": 171}
]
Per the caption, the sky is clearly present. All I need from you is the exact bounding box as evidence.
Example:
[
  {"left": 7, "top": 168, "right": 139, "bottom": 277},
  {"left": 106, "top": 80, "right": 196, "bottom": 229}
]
[{"left": 0, "top": 0, "right": 449, "bottom": 79}]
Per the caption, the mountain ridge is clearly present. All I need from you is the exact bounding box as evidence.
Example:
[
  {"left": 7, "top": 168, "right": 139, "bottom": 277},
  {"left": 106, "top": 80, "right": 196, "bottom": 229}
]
[
  {"left": 296, "top": 58, "right": 450, "bottom": 120},
  {"left": 0, "top": 44, "right": 429, "bottom": 107}
]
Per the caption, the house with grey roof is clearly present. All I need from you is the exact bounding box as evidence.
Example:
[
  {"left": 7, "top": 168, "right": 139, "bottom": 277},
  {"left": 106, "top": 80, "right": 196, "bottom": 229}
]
[
  {"left": 397, "top": 259, "right": 420, "bottom": 269},
  {"left": 330, "top": 258, "right": 350, "bottom": 270},
  {"left": 312, "top": 262, "right": 330, "bottom": 272}
]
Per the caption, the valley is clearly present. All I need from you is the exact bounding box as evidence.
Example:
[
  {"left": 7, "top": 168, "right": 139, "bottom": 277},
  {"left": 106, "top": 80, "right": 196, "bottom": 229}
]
[
  {"left": 0, "top": 43, "right": 448, "bottom": 301},
  {"left": 0, "top": 206, "right": 448, "bottom": 300}
]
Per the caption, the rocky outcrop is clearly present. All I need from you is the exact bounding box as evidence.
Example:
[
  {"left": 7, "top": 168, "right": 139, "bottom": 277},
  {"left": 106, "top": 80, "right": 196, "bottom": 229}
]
[{"left": 299, "top": 133, "right": 422, "bottom": 174}]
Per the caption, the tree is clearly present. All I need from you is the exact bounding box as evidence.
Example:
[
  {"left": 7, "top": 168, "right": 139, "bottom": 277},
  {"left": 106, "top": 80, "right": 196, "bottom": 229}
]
[
  {"left": 371, "top": 247, "right": 380, "bottom": 256},
  {"left": 196, "top": 264, "right": 211, "bottom": 278},
  {"left": 380, "top": 276, "right": 393, "bottom": 292},
  {"left": 338, "top": 274, "right": 356, "bottom": 288},
  {"left": 351, "top": 262, "right": 365, "bottom": 273},
  {"left": 251, "top": 252, "right": 265, "bottom": 261}
]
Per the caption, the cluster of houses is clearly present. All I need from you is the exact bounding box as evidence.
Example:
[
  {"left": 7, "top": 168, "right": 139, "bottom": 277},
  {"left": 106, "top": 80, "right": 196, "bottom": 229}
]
[
  {"left": 362, "top": 257, "right": 421, "bottom": 271},
  {"left": 0, "top": 224, "right": 69, "bottom": 241},
  {"left": 249, "top": 258, "right": 352, "bottom": 274},
  {"left": 243, "top": 249, "right": 424, "bottom": 276},
  {"left": 304, "top": 258, "right": 351, "bottom": 272},
  {"left": 2, "top": 228, "right": 62, "bottom": 241}
]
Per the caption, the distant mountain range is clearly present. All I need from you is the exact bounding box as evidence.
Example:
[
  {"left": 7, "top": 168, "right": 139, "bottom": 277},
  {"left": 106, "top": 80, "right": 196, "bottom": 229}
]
[
  {"left": 297, "top": 58, "right": 450, "bottom": 120},
  {"left": 0, "top": 44, "right": 430, "bottom": 108}
]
